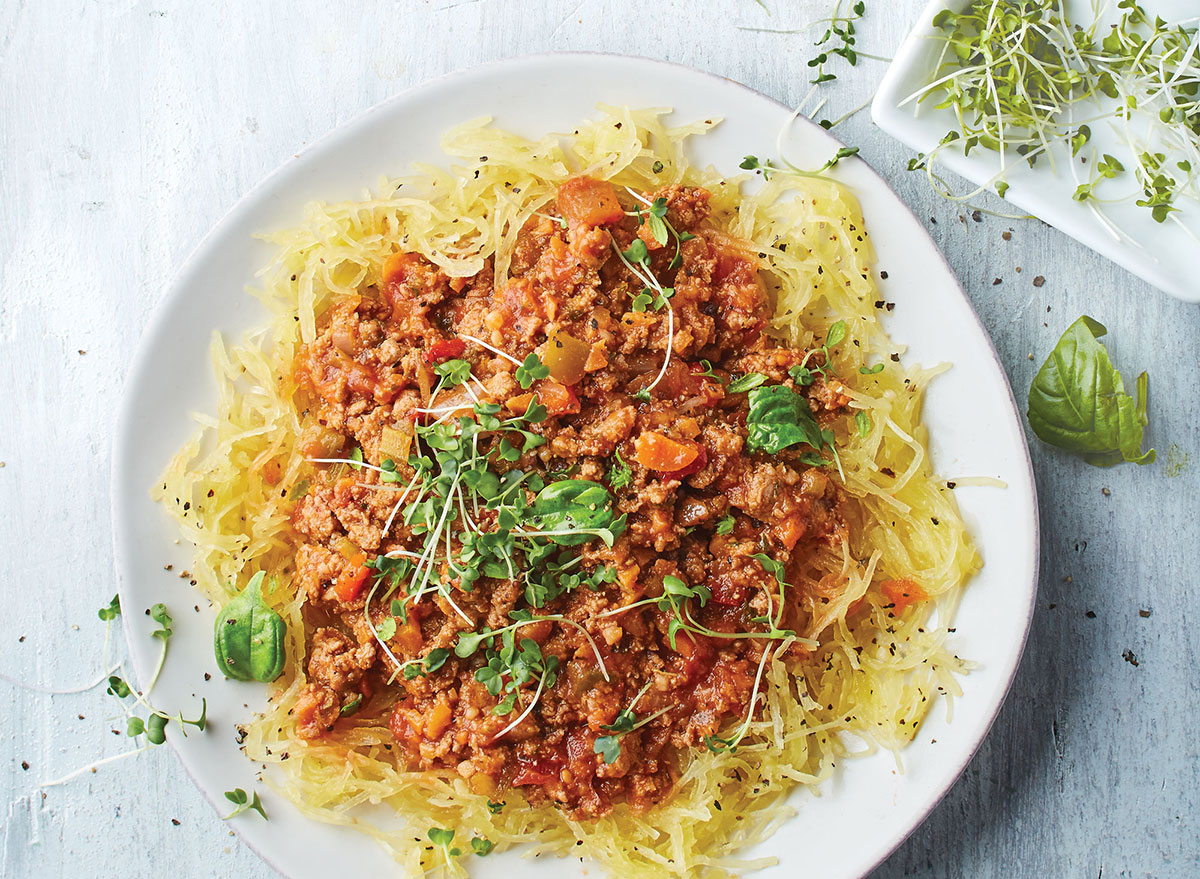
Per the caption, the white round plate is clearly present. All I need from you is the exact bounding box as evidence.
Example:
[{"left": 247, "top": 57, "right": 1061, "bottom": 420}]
[{"left": 112, "top": 53, "right": 1039, "bottom": 879}]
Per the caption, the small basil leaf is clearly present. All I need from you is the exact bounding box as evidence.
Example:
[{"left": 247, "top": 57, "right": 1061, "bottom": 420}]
[
  {"left": 527, "top": 479, "right": 616, "bottom": 545},
  {"left": 745, "top": 385, "right": 825, "bottom": 455},
  {"left": 1026, "top": 316, "right": 1155, "bottom": 466},
  {"left": 213, "top": 571, "right": 288, "bottom": 682}
]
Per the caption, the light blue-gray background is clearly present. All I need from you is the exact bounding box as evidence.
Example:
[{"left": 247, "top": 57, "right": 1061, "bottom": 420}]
[{"left": 1, "top": 1, "right": 1196, "bottom": 877}]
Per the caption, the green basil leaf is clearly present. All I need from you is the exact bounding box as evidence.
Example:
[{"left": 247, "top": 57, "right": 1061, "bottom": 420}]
[
  {"left": 527, "top": 479, "right": 616, "bottom": 545},
  {"left": 1027, "top": 316, "right": 1155, "bottom": 467},
  {"left": 213, "top": 571, "right": 288, "bottom": 682},
  {"left": 745, "top": 385, "right": 825, "bottom": 455}
]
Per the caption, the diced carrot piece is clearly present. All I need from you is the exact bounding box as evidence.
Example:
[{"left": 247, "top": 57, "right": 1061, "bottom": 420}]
[
  {"left": 334, "top": 564, "right": 371, "bottom": 602},
  {"left": 382, "top": 251, "right": 420, "bottom": 287},
  {"left": 425, "top": 699, "right": 452, "bottom": 740},
  {"left": 261, "top": 458, "right": 282, "bottom": 486},
  {"left": 505, "top": 392, "right": 535, "bottom": 414},
  {"left": 394, "top": 614, "right": 423, "bottom": 652},
  {"left": 585, "top": 341, "right": 609, "bottom": 372},
  {"left": 881, "top": 578, "right": 928, "bottom": 615},
  {"left": 774, "top": 515, "right": 807, "bottom": 551},
  {"left": 556, "top": 176, "right": 625, "bottom": 228},
  {"left": 661, "top": 445, "right": 706, "bottom": 481},
  {"left": 634, "top": 431, "right": 700, "bottom": 473}
]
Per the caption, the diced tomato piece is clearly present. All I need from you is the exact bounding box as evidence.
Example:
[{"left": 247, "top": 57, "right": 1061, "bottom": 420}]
[
  {"left": 512, "top": 751, "right": 564, "bottom": 787},
  {"left": 634, "top": 431, "right": 700, "bottom": 474},
  {"left": 556, "top": 176, "right": 625, "bottom": 228},
  {"left": 424, "top": 338, "right": 466, "bottom": 363},
  {"left": 382, "top": 251, "right": 421, "bottom": 287},
  {"left": 672, "top": 631, "right": 715, "bottom": 683},
  {"left": 881, "top": 578, "right": 928, "bottom": 615},
  {"left": 333, "top": 564, "right": 371, "bottom": 602},
  {"left": 536, "top": 380, "right": 581, "bottom": 416}
]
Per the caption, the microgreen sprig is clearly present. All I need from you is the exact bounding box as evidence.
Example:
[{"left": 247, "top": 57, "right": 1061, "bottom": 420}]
[
  {"left": 41, "top": 604, "right": 207, "bottom": 788},
  {"left": 905, "top": 0, "right": 1200, "bottom": 229},
  {"left": 606, "top": 447, "right": 632, "bottom": 491},
  {"left": 789, "top": 319, "right": 847, "bottom": 387},
  {"left": 740, "top": 147, "right": 860, "bottom": 182},
  {"left": 592, "top": 681, "right": 673, "bottom": 764},
  {"left": 428, "top": 826, "right": 461, "bottom": 861},
  {"left": 703, "top": 638, "right": 787, "bottom": 754},
  {"left": 593, "top": 572, "right": 799, "bottom": 651},
  {"left": 223, "top": 787, "right": 268, "bottom": 821}
]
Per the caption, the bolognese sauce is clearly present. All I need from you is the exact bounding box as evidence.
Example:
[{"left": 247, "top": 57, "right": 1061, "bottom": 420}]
[{"left": 288, "top": 176, "right": 849, "bottom": 818}]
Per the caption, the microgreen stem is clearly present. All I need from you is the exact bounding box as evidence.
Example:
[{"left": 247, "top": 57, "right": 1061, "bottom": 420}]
[
  {"left": 459, "top": 333, "right": 523, "bottom": 367},
  {"left": 0, "top": 665, "right": 120, "bottom": 696},
  {"left": 707, "top": 637, "right": 787, "bottom": 753},
  {"left": 489, "top": 674, "right": 545, "bottom": 742},
  {"left": 363, "top": 581, "right": 409, "bottom": 672},
  {"left": 40, "top": 743, "right": 154, "bottom": 788},
  {"left": 308, "top": 457, "right": 395, "bottom": 475}
]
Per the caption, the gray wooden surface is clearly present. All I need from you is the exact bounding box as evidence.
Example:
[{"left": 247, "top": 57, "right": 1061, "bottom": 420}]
[{"left": 1, "top": 1, "right": 1197, "bottom": 877}]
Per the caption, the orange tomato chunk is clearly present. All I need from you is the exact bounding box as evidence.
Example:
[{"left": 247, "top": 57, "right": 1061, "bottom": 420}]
[
  {"left": 880, "top": 578, "right": 928, "bottom": 615},
  {"left": 556, "top": 176, "right": 624, "bottom": 228}
]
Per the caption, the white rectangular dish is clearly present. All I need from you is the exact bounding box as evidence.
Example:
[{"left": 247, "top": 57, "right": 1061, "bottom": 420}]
[{"left": 872, "top": 0, "right": 1200, "bottom": 303}]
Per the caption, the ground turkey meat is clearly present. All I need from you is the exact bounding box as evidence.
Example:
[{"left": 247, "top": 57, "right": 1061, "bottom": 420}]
[{"left": 283, "top": 174, "right": 848, "bottom": 818}]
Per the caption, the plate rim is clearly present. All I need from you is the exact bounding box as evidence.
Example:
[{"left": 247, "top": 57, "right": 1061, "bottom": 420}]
[{"left": 110, "top": 50, "right": 1040, "bottom": 879}]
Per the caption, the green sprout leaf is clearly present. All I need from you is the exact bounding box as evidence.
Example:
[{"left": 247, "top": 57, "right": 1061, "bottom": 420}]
[
  {"left": 149, "top": 604, "right": 173, "bottom": 641},
  {"left": 223, "top": 788, "right": 268, "bottom": 821},
  {"left": 434, "top": 358, "right": 472, "bottom": 388},
  {"left": 594, "top": 735, "right": 621, "bottom": 764},
  {"left": 98, "top": 594, "right": 121, "bottom": 622},
  {"left": 515, "top": 352, "right": 550, "bottom": 389},
  {"left": 726, "top": 372, "right": 768, "bottom": 393}
]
